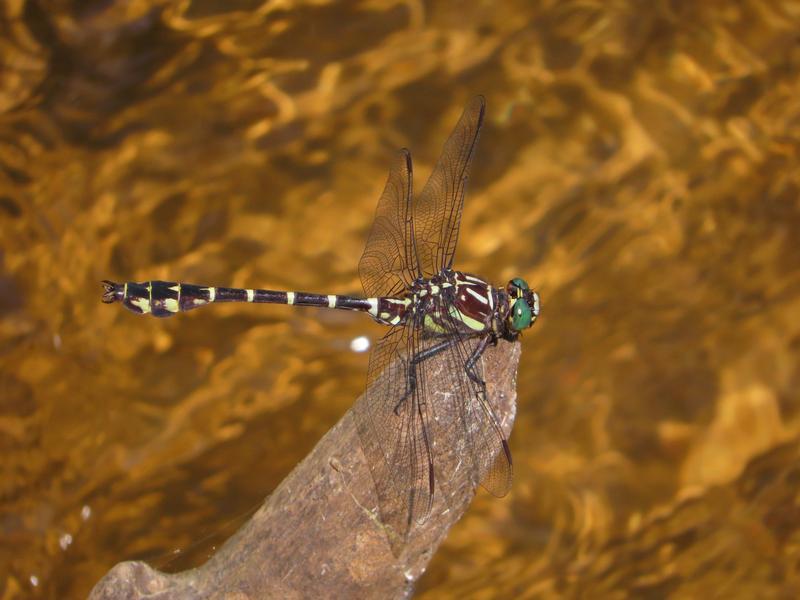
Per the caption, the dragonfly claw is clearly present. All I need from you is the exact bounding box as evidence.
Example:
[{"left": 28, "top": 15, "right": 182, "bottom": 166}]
[{"left": 101, "top": 280, "right": 122, "bottom": 304}]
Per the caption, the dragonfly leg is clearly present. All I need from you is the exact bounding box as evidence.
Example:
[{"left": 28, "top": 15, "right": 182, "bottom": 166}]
[
  {"left": 393, "top": 338, "right": 455, "bottom": 415},
  {"left": 464, "top": 334, "right": 492, "bottom": 394},
  {"left": 465, "top": 333, "right": 513, "bottom": 465}
]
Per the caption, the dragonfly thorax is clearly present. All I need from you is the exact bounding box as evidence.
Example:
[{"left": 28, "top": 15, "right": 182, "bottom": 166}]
[{"left": 369, "top": 270, "right": 540, "bottom": 341}]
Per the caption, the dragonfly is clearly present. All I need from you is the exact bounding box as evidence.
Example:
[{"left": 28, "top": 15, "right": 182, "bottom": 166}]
[{"left": 101, "top": 96, "right": 540, "bottom": 552}]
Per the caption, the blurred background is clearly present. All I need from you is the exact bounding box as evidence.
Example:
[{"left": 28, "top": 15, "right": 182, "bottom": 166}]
[{"left": 2, "top": 0, "right": 800, "bottom": 597}]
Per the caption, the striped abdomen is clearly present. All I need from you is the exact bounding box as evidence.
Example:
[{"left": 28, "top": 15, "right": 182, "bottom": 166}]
[{"left": 101, "top": 280, "right": 375, "bottom": 318}]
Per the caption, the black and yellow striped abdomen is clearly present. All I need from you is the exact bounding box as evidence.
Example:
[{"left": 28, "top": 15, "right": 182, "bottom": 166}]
[
  {"left": 103, "top": 281, "right": 223, "bottom": 317},
  {"left": 101, "top": 280, "right": 375, "bottom": 318}
]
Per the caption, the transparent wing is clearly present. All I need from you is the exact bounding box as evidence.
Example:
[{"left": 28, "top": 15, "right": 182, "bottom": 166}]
[
  {"left": 359, "top": 149, "right": 418, "bottom": 298},
  {"left": 353, "top": 323, "right": 435, "bottom": 554},
  {"left": 353, "top": 318, "right": 511, "bottom": 554},
  {"left": 429, "top": 303, "right": 513, "bottom": 498},
  {"left": 414, "top": 96, "right": 486, "bottom": 278}
]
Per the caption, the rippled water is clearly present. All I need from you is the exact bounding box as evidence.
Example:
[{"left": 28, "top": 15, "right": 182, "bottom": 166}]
[{"left": 2, "top": 1, "right": 800, "bottom": 597}]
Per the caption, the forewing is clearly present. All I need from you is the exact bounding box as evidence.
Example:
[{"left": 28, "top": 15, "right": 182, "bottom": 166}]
[
  {"left": 353, "top": 324, "right": 435, "bottom": 555},
  {"left": 414, "top": 96, "right": 486, "bottom": 278},
  {"left": 429, "top": 304, "right": 513, "bottom": 498},
  {"left": 359, "top": 149, "right": 417, "bottom": 298}
]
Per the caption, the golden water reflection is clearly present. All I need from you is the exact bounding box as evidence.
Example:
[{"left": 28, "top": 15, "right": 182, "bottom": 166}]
[{"left": 2, "top": 0, "right": 800, "bottom": 597}]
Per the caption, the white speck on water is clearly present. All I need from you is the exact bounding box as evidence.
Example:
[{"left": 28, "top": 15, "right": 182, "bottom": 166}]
[
  {"left": 350, "top": 335, "right": 370, "bottom": 353},
  {"left": 30, "top": 575, "right": 39, "bottom": 587},
  {"left": 81, "top": 505, "right": 92, "bottom": 520},
  {"left": 59, "top": 533, "right": 73, "bottom": 550}
]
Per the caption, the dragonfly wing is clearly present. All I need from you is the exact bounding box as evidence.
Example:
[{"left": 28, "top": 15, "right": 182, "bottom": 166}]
[
  {"left": 429, "top": 305, "right": 513, "bottom": 498},
  {"left": 353, "top": 323, "right": 435, "bottom": 554},
  {"left": 414, "top": 96, "right": 486, "bottom": 278},
  {"left": 359, "top": 149, "right": 418, "bottom": 298}
]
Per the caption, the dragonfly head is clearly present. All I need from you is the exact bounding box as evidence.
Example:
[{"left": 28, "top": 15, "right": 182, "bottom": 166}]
[{"left": 505, "top": 277, "right": 540, "bottom": 333}]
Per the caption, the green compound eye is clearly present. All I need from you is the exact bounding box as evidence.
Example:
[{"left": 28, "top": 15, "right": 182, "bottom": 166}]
[
  {"left": 511, "top": 298, "right": 532, "bottom": 330},
  {"left": 511, "top": 277, "right": 529, "bottom": 291}
]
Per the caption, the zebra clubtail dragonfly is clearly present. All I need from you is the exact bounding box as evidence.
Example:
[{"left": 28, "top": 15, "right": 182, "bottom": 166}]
[{"left": 102, "top": 96, "right": 540, "bottom": 551}]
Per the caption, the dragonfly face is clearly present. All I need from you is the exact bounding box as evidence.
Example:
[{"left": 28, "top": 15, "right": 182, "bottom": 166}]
[{"left": 506, "top": 277, "right": 540, "bottom": 333}]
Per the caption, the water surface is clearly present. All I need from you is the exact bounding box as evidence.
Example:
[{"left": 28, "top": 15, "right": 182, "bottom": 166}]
[{"left": 1, "top": 1, "right": 800, "bottom": 597}]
